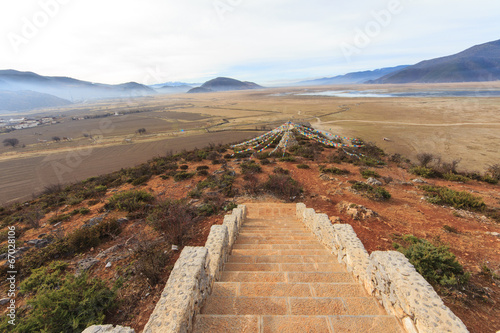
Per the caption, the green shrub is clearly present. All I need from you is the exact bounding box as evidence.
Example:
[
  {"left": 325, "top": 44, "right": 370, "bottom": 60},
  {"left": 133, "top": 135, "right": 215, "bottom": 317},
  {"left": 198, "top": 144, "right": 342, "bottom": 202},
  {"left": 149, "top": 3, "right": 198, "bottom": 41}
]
[
  {"left": 66, "top": 196, "right": 84, "bottom": 206},
  {"left": 262, "top": 174, "right": 302, "bottom": 202},
  {"left": 279, "top": 156, "right": 296, "bottom": 162},
  {"left": 179, "top": 164, "right": 189, "bottom": 170},
  {"left": 260, "top": 158, "right": 271, "bottom": 165},
  {"left": 442, "top": 172, "right": 469, "bottom": 182},
  {"left": 320, "top": 166, "right": 350, "bottom": 175},
  {"left": 443, "top": 225, "right": 459, "bottom": 233},
  {"left": 351, "top": 181, "right": 372, "bottom": 192},
  {"left": 94, "top": 185, "right": 107, "bottom": 193},
  {"left": 394, "top": 235, "right": 470, "bottom": 287},
  {"left": 196, "top": 165, "right": 209, "bottom": 171},
  {"left": 79, "top": 207, "right": 91, "bottom": 215},
  {"left": 273, "top": 167, "right": 290, "bottom": 175},
  {"left": 410, "top": 166, "right": 436, "bottom": 178},
  {"left": 173, "top": 171, "right": 196, "bottom": 182},
  {"left": 131, "top": 175, "right": 151, "bottom": 186},
  {"left": 188, "top": 188, "right": 203, "bottom": 198},
  {"left": 240, "top": 160, "right": 262, "bottom": 174},
  {"left": 360, "top": 157, "right": 385, "bottom": 167},
  {"left": 224, "top": 202, "right": 238, "bottom": 211},
  {"left": 296, "top": 164, "right": 310, "bottom": 169},
  {"left": 361, "top": 169, "right": 380, "bottom": 179},
  {"left": 371, "top": 187, "right": 391, "bottom": 201},
  {"left": 197, "top": 169, "right": 209, "bottom": 176},
  {"left": 351, "top": 182, "right": 391, "bottom": 201},
  {"left": 48, "top": 213, "right": 71, "bottom": 225},
  {"left": 254, "top": 152, "right": 270, "bottom": 160},
  {"left": 420, "top": 185, "right": 486, "bottom": 211},
  {"left": 482, "top": 175, "right": 499, "bottom": 184},
  {"left": 8, "top": 268, "right": 117, "bottom": 332},
  {"left": 106, "top": 190, "right": 154, "bottom": 212},
  {"left": 290, "top": 145, "right": 321, "bottom": 160}
]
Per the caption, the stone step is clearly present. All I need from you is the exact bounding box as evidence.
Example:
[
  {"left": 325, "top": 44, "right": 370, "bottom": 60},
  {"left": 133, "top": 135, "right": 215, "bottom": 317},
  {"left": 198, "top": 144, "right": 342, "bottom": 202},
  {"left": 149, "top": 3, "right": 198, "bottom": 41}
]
[
  {"left": 232, "top": 239, "right": 319, "bottom": 245},
  {"left": 228, "top": 254, "right": 338, "bottom": 264},
  {"left": 237, "top": 233, "right": 312, "bottom": 238},
  {"left": 223, "top": 262, "right": 344, "bottom": 272},
  {"left": 241, "top": 225, "right": 304, "bottom": 230},
  {"left": 237, "top": 230, "right": 309, "bottom": 234},
  {"left": 201, "top": 296, "right": 386, "bottom": 316},
  {"left": 231, "top": 249, "right": 331, "bottom": 256},
  {"left": 193, "top": 315, "right": 403, "bottom": 333},
  {"left": 212, "top": 282, "right": 368, "bottom": 298},
  {"left": 236, "top": 235, "right": 318, "bottom": 242},
  {"left": 220, "top": 271, "right": 354, "bottom": 283},
  {"left": 232, "top": 244, "right": 325, "bottom": 250}
]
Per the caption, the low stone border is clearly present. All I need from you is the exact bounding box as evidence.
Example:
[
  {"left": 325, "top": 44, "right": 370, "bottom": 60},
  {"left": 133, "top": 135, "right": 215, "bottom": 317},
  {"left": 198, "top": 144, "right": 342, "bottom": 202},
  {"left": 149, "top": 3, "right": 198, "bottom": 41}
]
[
  {"left": 84, "top": 205, "right": 247, "bottom": 333},
  {"left": 296, "top": 203, "right": 468, "bottom": 333}
]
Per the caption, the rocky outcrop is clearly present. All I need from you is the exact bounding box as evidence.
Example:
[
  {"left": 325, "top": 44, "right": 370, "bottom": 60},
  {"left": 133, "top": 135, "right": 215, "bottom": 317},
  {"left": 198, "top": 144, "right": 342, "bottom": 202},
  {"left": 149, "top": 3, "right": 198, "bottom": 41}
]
[{"left": 337, "top": 201, "right": 378, "bottom": 220}]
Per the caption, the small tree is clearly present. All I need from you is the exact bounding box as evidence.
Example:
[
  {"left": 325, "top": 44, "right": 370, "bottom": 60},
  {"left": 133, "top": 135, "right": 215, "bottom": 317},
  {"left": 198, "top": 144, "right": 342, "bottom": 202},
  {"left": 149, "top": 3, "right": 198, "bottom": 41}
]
[
  {"left": 3, "top": 138, "right": 19, "bottom": 147},
  {"left": 417, "top": 153, "right": 434, "bottom": 167}
]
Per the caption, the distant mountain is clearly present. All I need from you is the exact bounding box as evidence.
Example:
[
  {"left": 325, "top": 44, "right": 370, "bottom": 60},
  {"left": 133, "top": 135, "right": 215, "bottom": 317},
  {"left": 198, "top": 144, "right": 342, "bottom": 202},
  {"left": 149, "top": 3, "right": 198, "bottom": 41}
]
[
  {"left": 149, "top": 81, "right": 199, "bottom": 88},
  {"left": 0, "top": 70, "right": 156, "bottom": 103},
  {"left": 0, "top": 90, "right": 71, "bottom": 112},
  {"left": 372, "top": 39, "right": 500, "bottom": 83},
  {"left": 188, "top": 77, "right": 262, "bottom": 93},
  {"left": 298, "top": 65, "right": 409, "bottom": 85},
  {"left": 156, "top": 85, "right": 193, "bottom": 94},
  {"left": 186, "top": 87, "right": 212, "bottom": 94}
]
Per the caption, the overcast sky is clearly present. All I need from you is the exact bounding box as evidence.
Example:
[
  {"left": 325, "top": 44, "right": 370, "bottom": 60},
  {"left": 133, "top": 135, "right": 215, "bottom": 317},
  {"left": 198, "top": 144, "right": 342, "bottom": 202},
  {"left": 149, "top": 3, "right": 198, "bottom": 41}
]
[{"left": 1, "top": 0, "right": 499, "bottom": 85}]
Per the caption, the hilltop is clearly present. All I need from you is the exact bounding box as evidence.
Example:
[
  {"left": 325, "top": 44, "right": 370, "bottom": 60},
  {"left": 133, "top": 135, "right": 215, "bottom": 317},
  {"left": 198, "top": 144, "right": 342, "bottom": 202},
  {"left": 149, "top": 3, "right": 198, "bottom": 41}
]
[
  {"left": 188, "top": 77, "right": 262, "bottom": 93},
  {"left": 0, "top": 130, "right": 498, "bottom": 332},
  {"left": 372, "top": 39, "right": 500, "bottom": 83}
]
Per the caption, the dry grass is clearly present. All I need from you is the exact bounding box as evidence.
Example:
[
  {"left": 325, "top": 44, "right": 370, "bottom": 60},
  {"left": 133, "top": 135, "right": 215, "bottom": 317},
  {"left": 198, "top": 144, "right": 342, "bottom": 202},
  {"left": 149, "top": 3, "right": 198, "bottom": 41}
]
[{"left": 1, "top": 82, "right": 499, "bottom": 204}]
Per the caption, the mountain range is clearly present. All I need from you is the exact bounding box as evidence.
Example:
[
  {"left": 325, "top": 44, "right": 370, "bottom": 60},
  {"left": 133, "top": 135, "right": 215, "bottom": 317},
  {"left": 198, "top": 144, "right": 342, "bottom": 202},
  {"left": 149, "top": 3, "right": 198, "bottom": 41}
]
[
  {"left": 0, "top": 70, "right": 158, "bottom": 112},
  {"left": 1, "top": 39, "right": 500, "bottom": 112},
  {"left": 187, "top": 77, "right": 262, "bottom": 93},
  {"left": 298, "top": 65, "right": 409, "bottom": 85},
  {"left": 371, "top": 39, "right": 500, "bottom": 83}
]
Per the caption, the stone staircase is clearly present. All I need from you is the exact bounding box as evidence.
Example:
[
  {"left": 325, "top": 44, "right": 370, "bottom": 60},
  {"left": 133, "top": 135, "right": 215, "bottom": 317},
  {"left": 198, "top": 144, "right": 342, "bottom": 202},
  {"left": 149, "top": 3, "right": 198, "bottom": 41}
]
[{"left": 193, "top": 203, "right": 404, "bottom": 332}]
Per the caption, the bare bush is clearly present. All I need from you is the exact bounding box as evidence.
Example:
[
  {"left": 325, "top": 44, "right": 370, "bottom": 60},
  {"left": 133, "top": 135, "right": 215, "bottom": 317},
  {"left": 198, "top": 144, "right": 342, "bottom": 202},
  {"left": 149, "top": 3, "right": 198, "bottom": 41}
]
[
  {"left": 148, "top": 200, "right": 198, "bottom": 246},
  {"left": 487, "top": 164, "right": 500, "bottom": 180},
  {"left": 243, "top": 174, "right": 261, "bottom": 195},
  {"left": 134, "top": 240, "right": 168, "bottom": 287},
  {"left": 3, "top": 138, "right": 19, "bottom": 147},
  {"left": 417, "top": 153, "right": 434, "bottom": 167}
]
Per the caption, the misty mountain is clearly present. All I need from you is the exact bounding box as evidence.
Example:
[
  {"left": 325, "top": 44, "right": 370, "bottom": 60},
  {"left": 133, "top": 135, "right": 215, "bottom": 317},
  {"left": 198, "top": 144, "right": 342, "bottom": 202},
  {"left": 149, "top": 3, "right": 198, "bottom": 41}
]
[
  {"left": 0, "top": 90, "right": 71, "bottom": 112},
  {"left": 149, "top": 81, "right": 199, "bottom": 89},
  {"left": 371, "top": 39, "right": 500, "bottom": 83},
  {"left": 188, "top": 77, "right": 262, "bottom": 93},
  {"left": 156, "top": 85, "right": 193, "bottom": 94},
  {"left": 0, "top": 70, "right": 157, "bottom": 102},
  {"left": 298, "top": 65, "right": 409, "bottom": 85}
]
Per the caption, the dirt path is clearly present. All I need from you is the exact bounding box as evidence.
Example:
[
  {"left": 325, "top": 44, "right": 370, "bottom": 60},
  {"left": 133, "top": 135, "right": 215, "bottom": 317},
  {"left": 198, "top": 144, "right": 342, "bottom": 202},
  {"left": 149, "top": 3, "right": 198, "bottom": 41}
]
[{"left": 319, "top": 120, "right": 500, "bottom": 127}]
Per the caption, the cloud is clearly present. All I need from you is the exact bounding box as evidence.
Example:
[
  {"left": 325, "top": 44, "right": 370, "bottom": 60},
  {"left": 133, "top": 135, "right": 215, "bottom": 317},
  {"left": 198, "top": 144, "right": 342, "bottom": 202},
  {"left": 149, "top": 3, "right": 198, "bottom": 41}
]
[{"left": 0, "top": 0, "right": 499, "bottom": 84}]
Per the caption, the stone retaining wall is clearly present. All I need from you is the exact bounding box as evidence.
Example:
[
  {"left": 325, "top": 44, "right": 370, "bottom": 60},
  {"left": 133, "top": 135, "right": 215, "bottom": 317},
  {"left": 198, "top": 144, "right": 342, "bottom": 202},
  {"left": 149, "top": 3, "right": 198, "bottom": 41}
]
[
  {"left": 296, "top": 203, "right": 468, "bottom": 333},
  {"left": 84, "top": 205, "right": 247, "bottom": 333}
]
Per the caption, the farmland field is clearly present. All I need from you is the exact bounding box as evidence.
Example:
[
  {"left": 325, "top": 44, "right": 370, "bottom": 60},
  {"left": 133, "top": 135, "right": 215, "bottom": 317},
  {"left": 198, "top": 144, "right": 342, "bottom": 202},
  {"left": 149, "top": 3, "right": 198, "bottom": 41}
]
[{"left": 1, "top": 82, "right": 499, "bottom": 204}]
